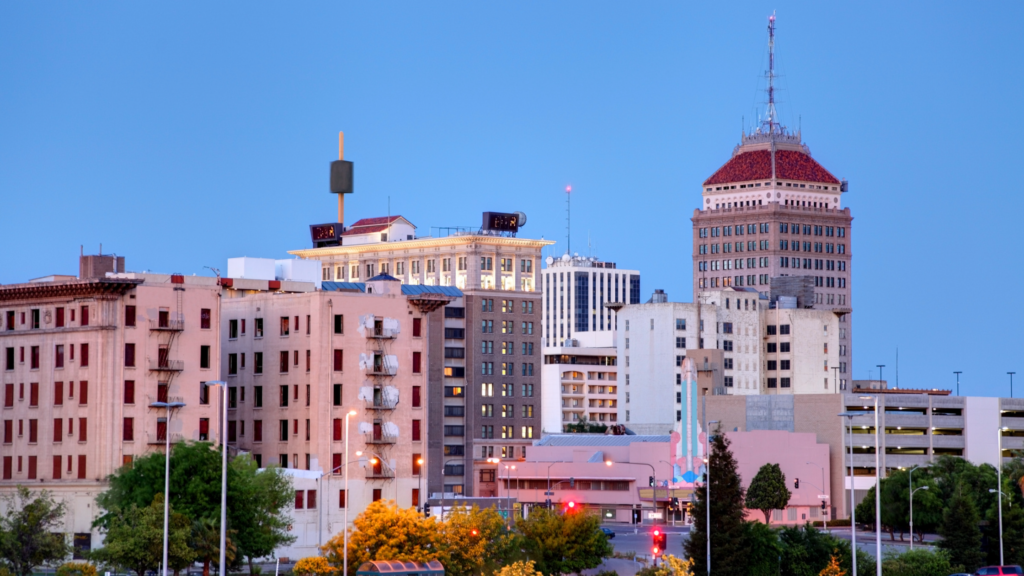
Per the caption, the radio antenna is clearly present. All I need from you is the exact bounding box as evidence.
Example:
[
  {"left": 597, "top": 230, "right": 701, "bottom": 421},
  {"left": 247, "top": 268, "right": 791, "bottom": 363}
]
[{"left": 565, "top": 185, "right": 572, "bottom": 255}]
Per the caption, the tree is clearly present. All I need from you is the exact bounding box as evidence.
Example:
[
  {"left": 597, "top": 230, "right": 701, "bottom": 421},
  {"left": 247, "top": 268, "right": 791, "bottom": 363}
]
[
  {"left": 91, "top": 495, "right": 194, "bottom": 576},
  {"left": 745, "top": 464, "right": 790, "bottom": 524},
  {"left": 227, "top": 453, "right": 295, "bottom": 573},
  {"left": 742, "top": 521, "right": 781, "bottom": 576},
  {"left": 937, "top": 489, "right": 985, "bottom": 573},
  {"left": 0, "top": 486, "right": 71, "bottom": 576},
  {"left": 880, "top": 548, "right": 961, "bottom": 576},
  {"left": 515, "top": 507, "right": 612, "bottom": 576},
  {"left": 493, "top": 560, "right": 543, "bottom": 576},
  {"left": 323, "top": 500, "right": 441, "bottom": 576},
  {"left": 684, "top": 428, "right": 748, "bottom": 576},
  {"left": 440, "top": 505, "right": 522, "bottom": 576},
  {"left": 191, "top": 517, "right": 237, "bottom": 576},
  {"left": 818, "top": 553, "right": 845, "bottom": 576}
]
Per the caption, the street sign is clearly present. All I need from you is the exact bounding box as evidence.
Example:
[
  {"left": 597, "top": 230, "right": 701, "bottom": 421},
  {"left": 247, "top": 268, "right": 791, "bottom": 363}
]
[
  {"left": 544, "top": 491, "right": 554, "bottom": 496},
  {"left": 648, "top": 512, "right": 663, "bottom": 519},
  {"left": 818, "top": 495, "right": 829, "bottom": 499}
]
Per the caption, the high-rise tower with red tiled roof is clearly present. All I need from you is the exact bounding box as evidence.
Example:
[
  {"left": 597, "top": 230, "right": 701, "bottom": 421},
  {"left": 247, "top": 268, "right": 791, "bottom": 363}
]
[{"left": 691, "top": 13, "right": 853, "bottom": 393}]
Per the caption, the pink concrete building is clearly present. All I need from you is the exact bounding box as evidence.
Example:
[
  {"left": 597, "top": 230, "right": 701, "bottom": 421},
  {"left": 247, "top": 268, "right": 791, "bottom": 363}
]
[
  {"left": 0, "top": 254, "right": 222, "bottom": 554},
  {"left": 511, "top": 431, "right": 831, "bottom": 525}
]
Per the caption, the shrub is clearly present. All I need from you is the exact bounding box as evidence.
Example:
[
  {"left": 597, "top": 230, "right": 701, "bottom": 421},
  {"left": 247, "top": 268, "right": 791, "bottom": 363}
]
[
  {"left": 292, "top": 556, "right": 337, "bottom": 576},
  {"left": 56, "top": 562, "right": 98, "bottom": 576},
  {"left": 881, "top": 549, "right": 962, "bottom": 576},
  {"left": 493, "top": 560, "right": 543, "bottom": 576}
]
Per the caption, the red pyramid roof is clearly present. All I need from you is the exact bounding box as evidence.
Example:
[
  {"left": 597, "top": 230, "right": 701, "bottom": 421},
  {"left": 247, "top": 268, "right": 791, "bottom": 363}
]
[{"left": 703, "top": 149, "right": 839, "bottom": 186}]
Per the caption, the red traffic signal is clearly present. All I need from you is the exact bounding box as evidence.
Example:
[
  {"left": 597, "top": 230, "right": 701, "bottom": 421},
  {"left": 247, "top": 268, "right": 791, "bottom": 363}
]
[
  {"left": 653, "top": 529, "right": 661, "bottom": 536},
  {"left": 652, "top": 529, "right": 667, "bottom": 552},
  {"left": 565, "top": 501, "right": 576, "bottom": 510},
  {"left": 653, "top": 547, "right": 660, "bottom": 555},
  {"left": 470, "top": 529, "right": 479, "bottom": 536}
]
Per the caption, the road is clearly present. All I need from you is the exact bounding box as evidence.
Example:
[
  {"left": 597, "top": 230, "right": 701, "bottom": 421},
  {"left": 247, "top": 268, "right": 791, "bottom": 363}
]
[{"left": 583, "top": 524, "right": 938, "bottom": 576}]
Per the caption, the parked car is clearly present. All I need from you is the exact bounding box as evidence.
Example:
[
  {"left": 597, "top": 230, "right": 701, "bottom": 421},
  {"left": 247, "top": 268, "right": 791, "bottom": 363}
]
[
  {"left": 975, "top": 567, "right": 1024, "bottom": 575},
  {"left": 600, "top": 527, "right": 615, "bottom": 539}
]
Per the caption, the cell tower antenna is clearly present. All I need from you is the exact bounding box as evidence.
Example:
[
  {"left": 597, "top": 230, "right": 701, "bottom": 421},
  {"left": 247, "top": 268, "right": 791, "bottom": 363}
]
[
  {"left": 767, "top": 11, "right": 778, "bottom": 181},
  {"left": 565, "top": 185, "right": 572, "bottom": 255}
]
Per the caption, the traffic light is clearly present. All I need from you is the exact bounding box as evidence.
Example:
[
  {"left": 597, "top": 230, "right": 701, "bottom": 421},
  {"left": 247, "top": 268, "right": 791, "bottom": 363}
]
[
  {"left": 794, "top": 478, "right": 800, "bottom": 489},
  {"left": 649, "top": 476, "right": 655, "bottom": 487},
  {"left": 652, "top": 529, "right": 667, "bottom": 555},
  {"left": 564, "top": 500, "right": 577, "bottom": 513},
  {"left": 471, "top": 528, "right": 479, "bottom": 536},
  {"left": 570, "top": 477, "right": 575, "bottom": 488},
  {"left": 670, "top": 497, "right": 680, "bottom": 511},
  {"left": 821, "top": 500, "right": 828, "bottom": 513}
]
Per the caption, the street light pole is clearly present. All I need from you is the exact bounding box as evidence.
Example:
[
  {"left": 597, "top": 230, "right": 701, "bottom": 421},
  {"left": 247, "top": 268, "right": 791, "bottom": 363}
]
[
  {"left": 806, "top": 461, "right": 828, "bottom": 532},
  {"left": 953, "top": 371, "right": 962, "bottom": 396},
  {"left": 838, "top": 412, "right": 865, "bottom": 576},
  {"left": 343, "top": 410, "right": 356, "bottom": 576},
  {"left": 859, "top": 396, "right": 882, "bottom": 576},
  {"left": 706, "top": 420, "right": 719, "bottom": 576},
  {"left": 153, "top": 401, "right": 185, "bottom": 576},
  {"left": 876, "top": 365, "right": 885, "bottom": 386},
  {"left": 909, "top": 483, "right": 928, "bottom": 550},
  {"left": 1010, "top": 372, "right": 1016, "bottom": 399},
  {"left": 997, "top": 426, "right": 1006, "bottom": 565}
]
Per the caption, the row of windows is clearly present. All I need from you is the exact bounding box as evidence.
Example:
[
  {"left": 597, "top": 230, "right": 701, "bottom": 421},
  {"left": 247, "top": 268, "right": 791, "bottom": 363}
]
[
  {"left": 478, "top": 299, "right": 534, "bottom": 314},
  {"left": 4, "top": 343, "right": 91, "bottom": 372},
  {"left": 478, "top": 341, "right": 535, "bottom": 355},
  {"left": 777, "top": 224, "right": 846, "bottom": 237},
  {"left": 697, "top": 275, "right": 769, "bottom": 288},
  {"left": 479, "top": 404, "right": 536, "bottom": 418},
  {"left": 4, "top": 381, "right": 89, "bottom": 408},
  {"left": 480, "top": 362, "right": 535, "bottom": 376},
  {"left": 699, "top": 223, "right": 771, "bottom": 238},
  {"left": 480, "top": 321, "right": 535, "bottom": 334},
  {"left": 324, "top": 257, "right": 536, "bottom": 281},
  {"left": 699, "top": 223, "right": 847, "bottom": 239},
  {"left": 479, "top": 425, "right": 534, "bottom": 439},
  {"left": 1, "top": 454, "right": 87, "bottom": 480},
  {"left": 2, "top": 417, "right": 88, "bottom": 444},
  {"left": 2, "top": 306, "right": 96, "bottom": 331},
  {"left": 700, "top": 242, "right": 845, "bottom": 255},
  {"left": 777, "top": 240, "right": 846, "bottom": 254},
  {"left": 479, "top": 383, "right": 535, "bottom": 397},
  {"left": 778, "top": 257, "right": 847, "bottom": 272},
  {"left": 699, "top": 257, "right": 770, "bottom": 272}
]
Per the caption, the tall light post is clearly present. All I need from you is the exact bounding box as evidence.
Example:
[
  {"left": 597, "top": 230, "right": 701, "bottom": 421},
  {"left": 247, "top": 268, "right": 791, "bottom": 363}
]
[
  {"left": 858, "top": 395, "right": 882, "bottom": 576},
  {"left": 996, "top": 426, "right": 1008, "bottom": 565},
  {"left": 504, "top": 464, "right": 517, "bottom": 527},
  {"left": 953, "top": 371, "right": 962, "bottom": 396},
  {"left": 151, "top": 400, "right": 185, "bottom": 576},
  {"left": 1010, "top": 372, "right": 1016, "bottom": 399},
  {"left": 705, "top": 420, "right": 719, "bottom": 576},
  {"left": 417, "top": 457, "right": 425, "bottom": 513},
  {"left": 838, "top": 411, "right": 868, "bottom": 576},
  {"left": 909, "top": 483, "right": 928, "bottom": 550},
  {"left": 343, "top": 409, "right": 357, "bottom": 576},
  {"left": 204, "top": 381, "right": 230, "bottom": 576},
  {"left": 606, "top": 460, "right": 655, "bottom": 524},
  {"left": 876, "top": 365, "right": 885, "bottom": 385},
  {"left": 806, "top": 461, "right": 828, "bottom": 532},
  {"left": 544, "top": 461, "right": 570, "bottom": 508}
]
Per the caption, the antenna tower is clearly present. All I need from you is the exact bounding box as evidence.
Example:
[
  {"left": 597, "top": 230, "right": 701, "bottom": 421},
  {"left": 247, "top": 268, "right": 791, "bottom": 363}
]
[
  {"left": 767, "top": 12, "right": 778, "bottom": 180},
  {"left": 565, "top": 185, "right": 572, "bottom": 255}
]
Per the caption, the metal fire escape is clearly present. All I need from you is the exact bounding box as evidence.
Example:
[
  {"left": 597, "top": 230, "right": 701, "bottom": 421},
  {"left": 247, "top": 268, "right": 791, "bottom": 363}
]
[
  {"left": 147, "top": 285, "right": 186, "bottom": 445},
  {"left": 365, "top": 317, "right": 397, "bottom": 481}
]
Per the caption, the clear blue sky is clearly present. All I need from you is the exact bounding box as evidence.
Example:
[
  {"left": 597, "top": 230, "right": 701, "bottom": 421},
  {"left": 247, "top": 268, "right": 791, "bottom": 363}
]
[{"left": 2, "top": 2, "right": 1021, "bottom": 397}]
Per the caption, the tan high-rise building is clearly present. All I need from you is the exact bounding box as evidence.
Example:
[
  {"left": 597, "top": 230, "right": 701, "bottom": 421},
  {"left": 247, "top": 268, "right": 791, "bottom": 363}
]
[
  {"left": 0, "top": 255, "right": 221, "bottom": 554},
  {"left": 290, "top": 214, "right": 553, "bottom": 498}
]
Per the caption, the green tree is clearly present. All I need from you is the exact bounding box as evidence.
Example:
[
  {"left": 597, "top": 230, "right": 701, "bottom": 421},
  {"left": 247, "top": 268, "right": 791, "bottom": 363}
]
[
  {"left": 323, "top": 500, "right": 441, "bottom": 576},
  {"left": 91, "top": 495, "right": 194, "bottom": 576},
  {"left": 191, "top": 517, "right": 237, "bottom": 576},
  {"left": 742, "top": 522, "right": 781, "bottom": 576},
  {"left": 229, "top": 453, "right": 295, "bottom": 573},
  {"left": 745, "top": 464, "right": 791, "bottom": 524},
  {"left": 440, "top": 505, "right": 522, "bottom": 576},
  {"left": 984, "top": 456, "right": 1024, "bottom": 566},
  {"left": 880, "top": 548, "right": 961, "bottom": 576},
  {"left": 684, "top": 428, "right": 747, "bottom": 576},
  {"left": 0, "top": 486, "right": 71, "bottom": 576},
  {"left": 937, "top": 488, "right": 985, "bottom": 573},
  {"left": 515, "top": 507, "right": 612, "bottom": 576},
  {"left": 96, "top": 441, "right": 223, "bottom": 527}
]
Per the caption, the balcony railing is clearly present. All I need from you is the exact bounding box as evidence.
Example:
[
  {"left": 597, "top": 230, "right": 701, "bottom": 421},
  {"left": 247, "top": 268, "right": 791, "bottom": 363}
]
[
  {"left": 147, "top": 433, "right": 184, "bottom": 445},
  {"left": 364, "top": 397, "right": 398, "bottom": 410},
  {"left": 149, "top": 315, "right": 185, "bottom": 331},
  {"left": 366, "top": 463, "right": 395, "bottom": 479},
  {"left": 368, "top": 327, "right": 398, "bottom": 339},
  {"left": 150, "top": 360, "right": 184, "bottom": 372},
  {"left": 367, "top": 364, "right": 397, "bottom": 376},
  {"left": 364, "top": 433, "right": 397, "bottom": 445}
]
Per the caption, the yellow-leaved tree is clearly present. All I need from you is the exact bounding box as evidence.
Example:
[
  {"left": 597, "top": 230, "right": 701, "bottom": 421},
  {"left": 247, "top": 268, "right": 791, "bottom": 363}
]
[
  {"left": 322, "top": 500, "right": 441, "bottom": 576},
  {"left": 293, "top": 556, "right": 337, "bottom": 576},
  {"left": 819, "top": 552, "right": 846, "bottom": 576},
  {"left": 492, "top": 560, "right": 543, "bottom": 576},
  {"left": 440, "top": 505, "right": 522, "bottom": 576},
  {"left": 660, "top": 554, "right": 694, "bottom": 576}
]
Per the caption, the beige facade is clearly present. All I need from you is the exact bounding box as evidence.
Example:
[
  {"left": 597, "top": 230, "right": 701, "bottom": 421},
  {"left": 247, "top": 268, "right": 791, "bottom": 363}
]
[
  {"left": 0, "top": 265, "right": 221, "bottom": 552},
  {"left": 220, "top": 275, "right": 452, "bottom": 554}
]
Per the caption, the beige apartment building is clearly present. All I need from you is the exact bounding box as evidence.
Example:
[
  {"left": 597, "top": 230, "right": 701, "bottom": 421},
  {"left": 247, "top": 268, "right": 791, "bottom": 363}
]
[
  {"left": 290, "top": 214, "right": 553, "bottom": 498},
  {"left": 219, "top": 270, "right": 454, "bottom": 554},
  {"left": 0, "top": 254, "right": 221, "bottom": 554}
]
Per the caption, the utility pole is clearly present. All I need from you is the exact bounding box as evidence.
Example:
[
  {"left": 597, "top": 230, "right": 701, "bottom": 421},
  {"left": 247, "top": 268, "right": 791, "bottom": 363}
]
[{"left": 954, "top": 371, "right": 962, "bottom": 396}]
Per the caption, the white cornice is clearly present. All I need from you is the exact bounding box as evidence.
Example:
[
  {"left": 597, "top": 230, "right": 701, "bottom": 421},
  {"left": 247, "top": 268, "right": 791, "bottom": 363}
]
[{"left": 288, "top": 235, "right": 555, "bottom": 259}]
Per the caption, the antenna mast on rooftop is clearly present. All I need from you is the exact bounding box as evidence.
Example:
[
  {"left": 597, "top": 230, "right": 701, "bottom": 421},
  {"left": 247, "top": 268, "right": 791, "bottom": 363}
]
[
  {"left": 565, "top": 185, "right": 572, "bottom": 255},
  {"left": 767, "top": 12, "right": 778, "bottom": 181}
]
